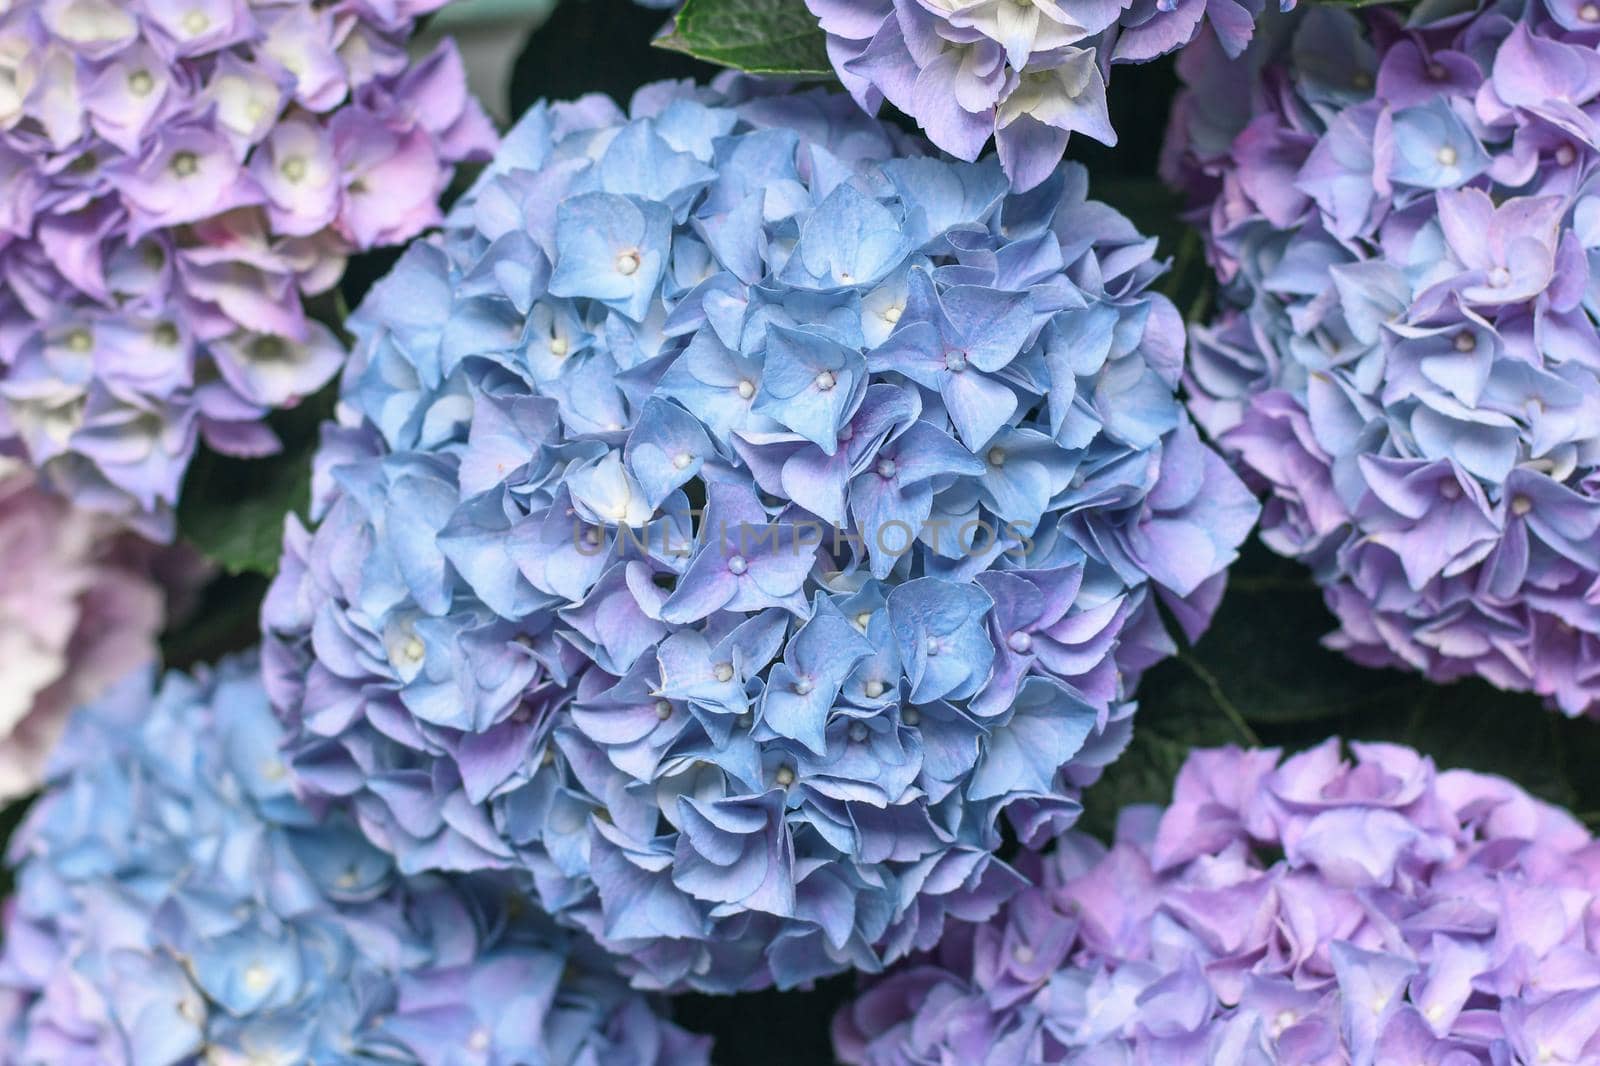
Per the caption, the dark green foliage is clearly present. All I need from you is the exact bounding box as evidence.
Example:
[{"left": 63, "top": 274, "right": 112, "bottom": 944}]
[
  {"left": 656, "top": 0, "right": 833, "bottom": 77},
  {"left": 509, "top": 0, "right": 721, "bottom": 117}
]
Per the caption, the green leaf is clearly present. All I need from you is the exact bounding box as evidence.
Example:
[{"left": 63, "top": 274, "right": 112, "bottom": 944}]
[
  {"left": 177, "top": 444, "right": 311, "bottom": 577},
  {"left": 655, "top": 0, "right": 833, "bottom": 78},
  {"left": 176, "top": 384, "right": 334, "bottom": 577},
  {"left": 1084, "top": 536, "right": 1600, "bottom": 840}
]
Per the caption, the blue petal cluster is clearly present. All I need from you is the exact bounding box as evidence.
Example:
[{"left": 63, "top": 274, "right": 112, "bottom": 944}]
[
  {"left": 262, "top": 77, "right": 1258, "bottom": 992},
  {"left": 0, "top": 656, "right": 709, "bottom": 1066}
]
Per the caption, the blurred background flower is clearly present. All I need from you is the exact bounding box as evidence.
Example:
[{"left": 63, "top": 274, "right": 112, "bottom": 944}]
[
  {"left": 0, "top": 653, "right": 710, "bottom": 1065},
  {"left": 0, "top": 456, "right": 205, "bottom": 803}
]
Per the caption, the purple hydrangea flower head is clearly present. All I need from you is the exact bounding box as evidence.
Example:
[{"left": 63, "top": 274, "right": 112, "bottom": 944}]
[
  {"left": 0, "top": 654, "right": 710, "bottom": 1066},
  {"left": 0, "top": 0, "right": 495, "bottom": 538},
  {"left": 835, "top": 739, "right": 1600, "bottom": 1065},
  {"left": 1165, "top": 3, "right": 1600, "bottom": 715},
  {"left": 802, "top": 0, "right": 1295, "bottom": 191},
  {"left": 261, "top": 76, "right": 1258, "bottom": 993}
]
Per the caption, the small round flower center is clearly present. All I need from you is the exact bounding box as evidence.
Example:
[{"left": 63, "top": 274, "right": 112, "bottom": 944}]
[
  {"left": 259, "top": 759, "right": 286, "bottom": 781},
  {"left": 614, "top": 250, "right": 641, "bottom": 276},
  {"left": 882, "top": 305, "right": 903, "bottom": 324},
  {"left": 1435, "top": 144, "right": 1458, "bottom": 167},
  {"left": 736, "top": 713, "right": 753, "bottom": 729},
  {"left": 183, "top": 9, "right": 211, "bottom": 34},
  {"left": 849, "top": 722, "right": 869, "bottom": 743},
  {"left": 987, "top": 447, "right": 1006, "bottom": 467},
  {"left": 713, "top": 662, "right": 735, "bottom": 683},
  {"left": 549, "top": 336, "right": 569, "bottom": 358},
  {"left": 402, "top": 636, "right": 425, "bottom": 662},
  {"left": 1488, "top": 266, "right": 1512, "bottom": 287},
  {"left": 467, "top": 1029, "right": 491, "bottom": 1052},
  {"left": 1426, "top": 62, "right": 1447, "bottom": 80},
  {"left": 727, "top": 554, "right": 748, "bottom": 576},
  {"left": 1012, "top": 943, "right": 1035, "bottom": 964},
  {"left": 855, "top": 611, "right": 873, "bottom": 630},
  {"left": 793, "top": 677, "right": 814, "bottom": 696},
  {"left": 1273, "top": 1010, "right": 1296, "bottom": 1034},
  {"left": 902, "top": 708, "right": 920, "bottom": 726},
  {"left": 944, "top": 350, "right": 967, "bottom": 372},
  {"left": 65, "top": 328, "right": 93, "bottom": 353},
  {"left": 152, "top": 322, "right": 180, "bottom": 347},
  {"left": 1439, "top": 479, "right": 1462, "bottom": 501},
  {"left": 128, "top": 69, "right": 154, "bottom": 97},
  {"left": 876, "top": 458, "right": 897, "bottom": 479},
  {"left": 1008, "top": 631, "right": 1033, "bottom": 654},
  {"left": 170, "top": 150, "right": 199, "bottom": 178},
  {"left": 1557, "top": 144, "right": 1578, "bottom": 166},
  {"left": 654, "top": 699, "right": 673, "bottom": 720},
  {"left": 814, "top": 370, "right": 836, "bottom": 391},
  {"left": 864, "top": 679, "right": 885, "bottom": 698},
  {"left": 243, "top": 963, "right": 271, "bottom": 992},
  {"left": 736, "top": 379, "right": 755, "bottom": 400},
  {"left": 1583, "top": 2, "right": 1599, "bottom": 20},
  {"left": 1512, "top": 494, "right": 1533, "bottom": 516},
  {"left": 1453, "top": 331, "right": 1476, "bottom": 352},
  {"left": 673, "top": 452, "right": 692, "bottom": 470},
  {"left": 925, "top": 637, "right": 942, "bottom": 657},
  {"left": 280, "top": 155, "right": 308, "bottom": 183},
  {"left": 775, "top": 766, "right": 795, "bottom": 787},
  {"left": 583, "top": 527, "right": 601, "bottom": 546}
]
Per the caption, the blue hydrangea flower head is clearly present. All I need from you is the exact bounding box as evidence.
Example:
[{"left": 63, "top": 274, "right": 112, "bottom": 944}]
[
  {"left": 263, "top": 76, "right": 1258, "bottom": 993},
  {"left": 1165, "top": 4, "right": 1600, "bottom": 715},
  {"left": 0, "top": 655, "right": 710, "bottom": 1065}
]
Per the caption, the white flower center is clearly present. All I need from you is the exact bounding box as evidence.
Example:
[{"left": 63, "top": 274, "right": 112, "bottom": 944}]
[
  {"left": 814, "top": 370, "right": 836, "bottom": 392},
  {"left": 736, "top": 379, "right": 755, "bottom": 400},
  {"left": 775, "top": 766, "right": 795, "bottom": 786},
  {"left": 1512, "top": 495, "right": 1533, "bottom": 516},
  {"left": 1453, "top": 331, "right": 1475, "bottom": 352},
  {"left": 902, "top": 708, "right": 920, "bottom": 726},
  {"left": 280, "top": 156, "right": 308, "bottom": 183},
  {"left": 654, "top": 700, "right": 673, "bottom": 720},
  {"left": 713, "top": 662, "right": 734, "bottom": 683},
  {"left": 673, "top": 452, "right": 692, "bottom": 470},
  {"left": 1435, "top": 145, "right": 1458, "bottom": 167},
  {"left": 170, "top": 150, "right": 199, "bottom": 178},
  {"left": 614, "top": 251, "right": 640, "bottom": 276},
  {"left": 876, "top": 458, "right": 897, "bottom": 479},
  {"left": 128, "top": 69, "right": 154, "bottom": 97},
  {"left": 727, "top": 555, "right": 748, "bottom": 576},
  {"left": 183, "top": 9, "right": 210, "bottom": 34},
  {"left": 864, "top": 679, "right": 885, "bottom": 698}
]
